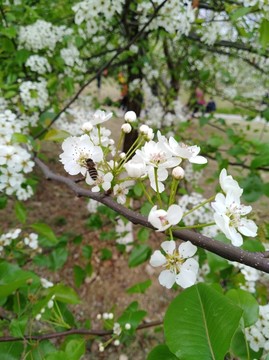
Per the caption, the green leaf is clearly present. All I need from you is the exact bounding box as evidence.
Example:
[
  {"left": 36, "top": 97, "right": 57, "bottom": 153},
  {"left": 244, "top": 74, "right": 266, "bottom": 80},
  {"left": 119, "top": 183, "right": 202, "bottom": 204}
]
[
  {"left": 127, "top": 280, "right": 152, "bottom": 294},
  {"left": 49, "top": 247, "right": 68, "bottom": 270},
  {"left": 147, "top": 344, "right": 179, "bottom": 360},
  {"left": 118, "top": 301, "right": 147, "bottom": 334},
  {"left": 15, "top": 201, "right": 27, "bottom": 224},
  {"left": 207, "top": 252, "right": 230, "bottom": 273},
  {"left": 128, "top": 245, "right": 151, "bottom": 267},
  {"left": 25, "top": 340, "right": 56, "bottom": 360},
  {"left": 10, "top": 317, "right": 28, "bottom": 337},
  {"left": 45, "top": 351, "right": 67, "bottom": 360},
  {"left": 73, "top": 265, "right": 86, "bottom": 288},
  {"left": 137, "top": 228, "right": 150, "bottom": 242},
  {"left": 164, "top": 283, "right": 243, "bottom": 360},
  {"left": 49, "top": 284, "right": 80, "bottom": 304},
  {"left": 31, "top": 223, "right": 58, "bottom": 245},
  {"left": 64, "top": 338, "right": 85, "bottom": 360},
  {"left": 230, "top": 328, "right": 262, "bottom": 360},
  {"left": 230, "top": 7, "right": 252, "bottom": 21},
  {"left": 259, "top": 18, "right": 269, "bottom": 48},
  {"left": 0, "top": 195, "right": 8, "bottom": 209},
  {"left": 100, "top": 248, "right": 112, "bottom": 260},
  {"left": 133, "top": 183, "right": 143, "bottom": 197},
  {"left": 82, "top": 245, "right": 93, "bottom": 259},
  {"left": 226, "top": 289, "right": 259, "bottom": 327},
  {"left": 43, "top": 128, "right": 70, "bottom": 142},
  {"left": 11, "top": 133, "right": 29, "bottom": 144},
  {"left": 251, "top": 153, "right": 269, "bottom": 169},
  {"left": 240, "top": 174, "right": 264, "bottom": 202},
  {"left": 0, "top": 262, "right": 37, "bottom": 298},
  {"left": 0, "top": 342, "right": 24, "bottom": 360}
]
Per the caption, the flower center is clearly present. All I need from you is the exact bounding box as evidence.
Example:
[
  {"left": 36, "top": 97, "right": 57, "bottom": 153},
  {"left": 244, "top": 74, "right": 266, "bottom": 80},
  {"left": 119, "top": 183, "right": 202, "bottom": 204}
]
[
  {"left": 150, "top": 151, "right": 166, "bottom": 166},
  {"left": 165, "top": 250, "right": 184, "bottom": 274}
]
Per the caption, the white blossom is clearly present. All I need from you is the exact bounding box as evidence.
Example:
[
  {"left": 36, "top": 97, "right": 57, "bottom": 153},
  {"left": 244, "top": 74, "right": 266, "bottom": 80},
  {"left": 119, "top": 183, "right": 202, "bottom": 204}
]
[
  {"left": 150, "top": 240, "right": 198, "bottom": 289},
  {"left": 148, "top": 204, "right": 183, "bottom": 232}
]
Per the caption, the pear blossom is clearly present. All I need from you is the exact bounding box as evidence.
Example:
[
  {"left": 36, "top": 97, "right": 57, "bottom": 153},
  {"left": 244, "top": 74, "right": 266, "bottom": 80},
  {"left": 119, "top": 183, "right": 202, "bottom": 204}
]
[
  {"left": 212, "top": 192, "right": 257, "bottom": 246},
  {"left": 148, "top": 204, "right": 183, "bottom": 232},
  {"left": 219, "top": 168, "right": 243, "bottom": 197},
  {"left": 89, "top": 110, "right": 112, "bottom": 126},
  {"left": 88, "top": 172, "right": 113, "bottom": 192},
  {"left": 150, "top": 240, "right": 198, "bottom": 289},
  {"left": 124, "top": 154, "right": 147, "bottom": 178},
  {"left": 167, "top": 137, "right": 207, "bottom": 164},
  {"left": 59, "top": 135, "right": 103, "bottom": 176}
]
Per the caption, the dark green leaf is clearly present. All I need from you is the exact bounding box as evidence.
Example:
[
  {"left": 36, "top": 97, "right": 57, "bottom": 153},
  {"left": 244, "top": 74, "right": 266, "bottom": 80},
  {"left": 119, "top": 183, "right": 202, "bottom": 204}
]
[
  {"left": 164, "top": 283, "right": 243, "bottom": 360},
  {"left": 147, "top": 344, "right": 178, "bottom": 360},
  {"left": 127, "top": 280, "right": 152, "bottom": 294},
  {"left": 128, "top": 245, "right": 151, "bottom": 267},
  {"left": 15, "top": 201, "right": 27, "bottom": 224},
  {"left": 73, "top": 265, "right": 86, "bottom": 288},
  {"left": 31, "top": 223, "right": 58, "bottom": 245}
]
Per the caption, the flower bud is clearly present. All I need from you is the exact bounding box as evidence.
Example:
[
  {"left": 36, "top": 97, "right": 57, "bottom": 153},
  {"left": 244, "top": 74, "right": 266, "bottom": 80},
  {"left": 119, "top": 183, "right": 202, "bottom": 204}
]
[
  {"left": 139, "top": 124, "right": 149, "bottom": 134},
  {"left": 125, "top": 323, "right": 131, "bottom": 330},
  {"left": 81, "top": 121, "right": 93, "bottom": 132},
  {"left": 124, "top": 111, "right": 137, "bottom": 123},
  {"left": 121, "top": 123, "right": 132, "bottom": 133},
  {"left": 47, "top": 300, "right": 54, "bottom": 309},
  {"left": 114, "top": 339, "right": 120, "bottom": 346},
  {"left": 172, "top": 166, "right": 185, "bottom": 180},
  {"left": 119, "top": 152, "right": 126, "bottom": 159}
]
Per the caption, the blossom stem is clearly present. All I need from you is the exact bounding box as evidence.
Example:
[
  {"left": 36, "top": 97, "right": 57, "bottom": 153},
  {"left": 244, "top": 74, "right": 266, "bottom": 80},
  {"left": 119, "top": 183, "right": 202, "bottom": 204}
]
[
  {"left": 117, "top": 137, "right": 144, "bottom": 174},
  {"left": 175, "top": 222, "right": 215, "bottom": 230},
  {"left": 154, "top": 167, "right": 163, "bottom": 207},
  {"left": 169, "top": 178, "right": 179, "bottom": 206},
  {"left": 182, "top": 195, "right": 215, "bottom": 218},
  {"left": 138, "top": 180, "right": 154, "bottom": 205}
]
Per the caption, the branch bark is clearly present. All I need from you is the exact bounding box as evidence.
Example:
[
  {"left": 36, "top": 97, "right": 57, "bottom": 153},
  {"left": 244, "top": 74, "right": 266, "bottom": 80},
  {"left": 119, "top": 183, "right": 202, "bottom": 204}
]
[
  {"left": 0, "top": 320, "right": 162, "bottom": 343},
  {"left": 35, "top": 157, "right": 269, "bottom": 273}
]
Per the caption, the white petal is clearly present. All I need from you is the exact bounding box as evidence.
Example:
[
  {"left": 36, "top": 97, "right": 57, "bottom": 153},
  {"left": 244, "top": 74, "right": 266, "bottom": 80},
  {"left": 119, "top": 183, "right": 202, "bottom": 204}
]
[
  {"left": 161, "top": 240, "right": 176, "bottom": 255},
  {"left": 238, "top": 219, "right": 258, "bottom": 237},
  {"left": 189, "top": 155, "right": 207, "bottom": 164},
  {"left": 167, "top": 205, "right": 183, "bottom": 225},
  {"left": 178, "top": 241, "right": 197, "bottom": 259},
  {"left": 158, "top": 270, "right": 176, "bottom": 289},
  {"left": 150, "top": 250, "right": 167, "bottom": 267},
  {"left": 175, "top": 267, "right": 197, "bottom": 288}
]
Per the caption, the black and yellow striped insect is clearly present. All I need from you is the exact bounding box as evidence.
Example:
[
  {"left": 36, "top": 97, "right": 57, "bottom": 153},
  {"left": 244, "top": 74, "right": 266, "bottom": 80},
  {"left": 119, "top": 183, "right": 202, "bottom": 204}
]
[{"left": 85, "top": 158, "right": 98, "bottom": 181}]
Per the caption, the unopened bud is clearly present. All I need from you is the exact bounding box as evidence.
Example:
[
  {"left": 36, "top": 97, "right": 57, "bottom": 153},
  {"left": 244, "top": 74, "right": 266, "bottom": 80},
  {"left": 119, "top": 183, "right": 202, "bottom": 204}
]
[
  {"left": 172, "top": 166, "right": 185, "bottom": 180},
  {"left": 124, "top": 111, "right": 137, "bottom": 123},
  {"left": 81, "top": 122, "right": 93, "bottom": 132},
  {"left": 139, "top": 124, "right": 149, "bottom": 134},
  {"left": 121, "top": 123, "right": 132, "bottom": 133},
  {"left": 125, "top": 323, "right": 131, "bottom": 330}
]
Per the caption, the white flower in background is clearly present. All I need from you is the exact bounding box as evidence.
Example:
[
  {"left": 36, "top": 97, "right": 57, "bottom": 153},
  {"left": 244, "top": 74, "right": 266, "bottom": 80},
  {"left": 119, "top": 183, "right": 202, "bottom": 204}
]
[
  {"left": 89, "top": 172, "right": 113, "bottom": 192},
  {"left": 90, "top": 110, "right": 113, "bottom": 126},
  {"left": 40, "top": 278, "right": 54, "bottom": 288},
  {"left": 167, "top": 137, "right": 207, "bottom": 164},
  {"left": 219, "top": 168, "right": 243, "bottom": 197},
  {"left": 148, "top": 204, "right": 183, "bottom": 232},
  {"left": 25, "top": 55, "right": 51, "bottom": 74},
  {"left": 19, "top": 79, "right": 49, "bottom": 110},
  {"left": 113, "top": 181, "right": 132, "bottom": 204},
  {"left": 87, "top": 199, "right": 99, "bottom": 213},
  {"left": 24, "top": 233, "right": 39, "bottom": 249},
  {"left": 115, "top": 219, "right": 133, "bottom": 248},
  {"left": 59, "top": 135, "right": 103, "bottom": 175},
  {"left": 212, "top": 192, "right": 257, "bottom": 246},
  {"left": 150, "top": 240, "right": 198, "bottom": 289}
]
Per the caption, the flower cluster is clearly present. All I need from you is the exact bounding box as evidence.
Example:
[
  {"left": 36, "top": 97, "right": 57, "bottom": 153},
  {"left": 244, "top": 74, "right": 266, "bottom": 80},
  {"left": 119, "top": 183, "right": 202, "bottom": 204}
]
[
  {"left": 0, "top": 229, "right": 40, "bottom": 256},
  {"left": 25, "top": 55, "right": 52, "bottom": 74},
  {"left": 0, "top": 110, "right": 35, "bottom": 200},
  {"left": 18, "top": 20, "right": 72, "bottom": 52},
  {"left": 211, "top": 169, "right": 258, "bottom": 246},
  {"left": 246, "top": 304, "right": 269, "bottom": 353},
  {"left": 19, "top": 79, "right": 49, "bottom": 110}
]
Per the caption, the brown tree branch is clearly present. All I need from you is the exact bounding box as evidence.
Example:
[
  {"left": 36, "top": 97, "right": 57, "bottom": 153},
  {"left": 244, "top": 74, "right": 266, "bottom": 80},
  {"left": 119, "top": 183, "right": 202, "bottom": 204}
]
[
  {"left": 0, "top": 320, "right": 163, "bottom": 343},
  {"left": 35, "top": 157, "right": 269, "bottom": 273}
]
